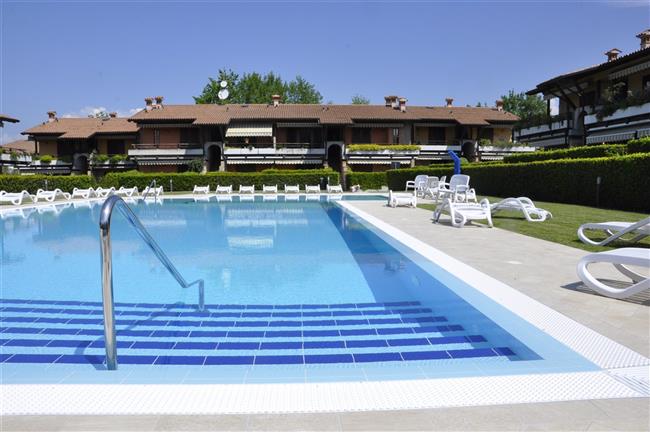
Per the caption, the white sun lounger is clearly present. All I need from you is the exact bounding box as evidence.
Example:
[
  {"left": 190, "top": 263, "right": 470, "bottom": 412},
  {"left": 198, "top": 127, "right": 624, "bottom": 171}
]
[
  {"left": 491, "top": 197, "right": 552, "bottom": 222},
  {"left": 284, "top": 185, "right": 300, "bottom": 194},
  {"left": 239, "top": 185, "right": 255, "bottom": 194},
  {"left": 327, "top": 184, "right": 343, "bottom": 193},
  {"left": 0, "top": 190, "right": 36, "bottom": 206},
  {"left": 578, "top": 216, "right": 650, "bottom": 246},
  {"left": 34, "top": 188, "right": 71, "bottom": 203},
  {"left": 263, "top": 185, "right": 278, "bottom": 194},
  {"left": 192, "top": 185, "right": 210, "bottom": 195},
  {"left": 116, "top": 186, "right": 139, "bottom": 197},
  {"left": 305, "top": 185, "right": 320, "bottom": 194},
  {"left": 141, "top": 185, "right": 163, "bottom": 197},
  {"left": 577, "top": 247, "right": 650, "bottom": 299},
  {"left": 95, "top": 187, "right": 116, "bottom": 198},
  {"left": 71, "top": 187, "right": 97, "bottom": 199},
  {"left": 388, "top": 190, "right": 417, "bottom": 208},
  {"left": 215, "top": 185, "right": 233, "bottom": 194},
  {"left": 434, "top": 198, "right": 493, "bottom": 228}
]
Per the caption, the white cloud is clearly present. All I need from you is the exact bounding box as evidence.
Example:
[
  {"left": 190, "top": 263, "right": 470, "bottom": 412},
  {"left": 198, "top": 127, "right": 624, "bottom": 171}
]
[{"left": 62, "top": 106, "right": 142, "bottom": 119}]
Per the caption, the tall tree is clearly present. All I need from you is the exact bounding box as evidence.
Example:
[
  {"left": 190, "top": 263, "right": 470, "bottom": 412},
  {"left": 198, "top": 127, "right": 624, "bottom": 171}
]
[
  {"left": 194, "top": 70, "right": 321, "bottom": 104},
  {"left": 193, "top": 68, "right": 239, "bottom": 104},
  {"left": 351, "top": 94, "right": 370, "bottom": 105},
  {"left": 500, "top": 90, "right": 547, "bottom": 122}
]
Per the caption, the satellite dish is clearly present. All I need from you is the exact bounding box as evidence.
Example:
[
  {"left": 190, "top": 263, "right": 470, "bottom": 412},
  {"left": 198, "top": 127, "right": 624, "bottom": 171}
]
[
  {"left": 220, "top": 80, "right": 228, "bottom": 88},
  {"left": 218, "top": 88, "right": 230, "bottom": 100}
]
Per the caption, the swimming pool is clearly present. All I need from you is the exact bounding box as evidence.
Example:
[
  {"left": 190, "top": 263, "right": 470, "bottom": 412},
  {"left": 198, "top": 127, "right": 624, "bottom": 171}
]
[{"left": 0, "top": 196, "right": 608, "bottom": 385}]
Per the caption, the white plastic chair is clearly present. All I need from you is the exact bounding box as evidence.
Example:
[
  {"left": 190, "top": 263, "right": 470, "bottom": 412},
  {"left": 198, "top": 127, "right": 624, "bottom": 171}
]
[
  {"left": 95, "top": 187, "right": 116, "bottom": 198},
  {"left": 263, "top": 185, "right": 278, "bottom": 194},
  {"left": 34, "top": 189, "right": 71, "bottom": 202},
  {"left": 305, "top": 185, "right": 320, "bottom": 194},
  {"left": 216, "top": 185, "right": 233, "bottom": 194},
  {"left": 578, "top": 217, "right": 650, "bottom": 246},
  {"left": 405, "top": 175, "right": 428, "bottom": 194},
  {"left": 0, "top": 190, "right": 36, "bottom": 206},
  {"left": 71, "top": 187, "right": 97, "bottom": 199},
  {"left": 577, "top": 248, "right": 649, "bottom": 299},
  {"left": 284, "top": 185, "right": 300, "bottom": 194},
  {"left": 327, "top": 184, "right": 343, "bottom": 193},
  {"left": 115, "top": 186, "right": 139, "bottom": 197},
  {"left": 192, "top": 185, "right": 210, "bottom": 195},
  {"left": 388, "top": 190, "right": 417, "bottom": 208},
  {"left": 491, "top": 197, "right": 552, "bottom": 222},
  {"left": 433, "top": 198, "right": 493, "bottom": 228},
  {"left": 239, "top": 185, "right": 255, "bottom": 194}
]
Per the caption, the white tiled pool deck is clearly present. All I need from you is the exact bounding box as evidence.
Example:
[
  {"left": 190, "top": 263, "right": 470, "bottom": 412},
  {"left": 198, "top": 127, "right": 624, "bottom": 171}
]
[{"left": 1, "top": 196, "right": 649, "bottom": 430}]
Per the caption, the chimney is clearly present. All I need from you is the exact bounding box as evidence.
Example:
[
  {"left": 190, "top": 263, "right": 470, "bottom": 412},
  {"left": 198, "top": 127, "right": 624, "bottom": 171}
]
[
  {"left": 47, "top": 111, "right": 57, "bottom": 122},
  {"left": 145, "top": 97, "right": 153, "bottom": 111},
  {"left": 495, "top": 100, "right": 504, "bottom": 111},
  {"left": 445, "top": 98, "right": 454, "bottom": 108},
  {"left": 109, "top": 112, "right": 117, "bottom": 118},
  {"left": 605, "top": 48, "right": 622, "bottom": 62},
  {"left": 384, "top": 95, "right": 398, "bottom": 108},
  {"left": 398, "top": 97, "right": 407, "bottom": 113},
  {"left": 637, "top": 29, "right": 650, "bottom": 50},
  {"left": 272, "top": 94, "right": 281, "bottom": 107},
  {"left": 155, "top": 96, "right": 164, "bottom": 107}
]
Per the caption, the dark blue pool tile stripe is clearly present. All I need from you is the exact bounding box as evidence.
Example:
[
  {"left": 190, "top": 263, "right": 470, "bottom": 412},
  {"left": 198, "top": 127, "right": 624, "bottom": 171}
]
[
  {"left": 0, "top": 324, "right": 466, "bottom": 338},
  {"left": 0, "top": 335, "right": 485, "bottom": 351},
  {"left": 0, "top": 347, "right": 513, "bottom": 365}
]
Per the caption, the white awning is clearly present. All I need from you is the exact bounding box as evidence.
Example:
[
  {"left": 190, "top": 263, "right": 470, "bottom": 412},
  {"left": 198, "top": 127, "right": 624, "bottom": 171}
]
[
  {"left": 137, "top": 160, "right": 194, "bottom": 165},
  {"left": 225, "top": 124, "right": 273, "bottom": 138},
  {"left": 529, "top": 137, "right": 567, "bottom": 147},
  {"left": 225, "top": 159, "right": 321, "bottom": 165},
  {"left": 609, "top": 60, "right": 650, "bottom": 80},
  {"left": 347, "top": 159, "right": 410, "bottom": 165},
  {"left": 586, "top": 131, "right": 636, "bottom": 144}
]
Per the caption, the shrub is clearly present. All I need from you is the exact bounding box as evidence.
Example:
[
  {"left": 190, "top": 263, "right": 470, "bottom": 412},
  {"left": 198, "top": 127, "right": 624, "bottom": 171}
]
[
  {"left": 0, "top": 175, "right": 96, "bottom": 193},
  {"left": 39, "top": 155, "right": 53, "bottom": 164},
  {"left": 503, "top": 144, "right": 626, "bottom": 164},
  {"left": 185, "top": 158, "right": 204, "bottom": 173},
  {"left": 346, "top": 144, "right": 420, "bottom": 152},
  {"left": 109, "top": 154, "right": 128, "bottom": 164},
  {"left": 9, "top": 151, "right": 18, "bottom": 161},
  {"left": 388, "top": 154, "right": 650, "bottom": 212},
  {"left": 100, "top": 169, "right": 340, "bottom": 191},
  {"left": 94, "top": 154, "right": 109, "bottom": 164},
  {"left": 626, "top": 137, "right": 650, "bottom": 154},
  {"left": 346, "top": 172, "right": 387, "bottom": 190}
]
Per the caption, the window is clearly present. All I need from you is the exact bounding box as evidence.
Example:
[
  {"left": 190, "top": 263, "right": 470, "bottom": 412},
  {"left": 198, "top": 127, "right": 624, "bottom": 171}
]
[
  {"left": 392, "top": 128, "right": 400, "bottom": 144},
  {"left": 327, "top": 127, "right": 343, "bottom": 141},
  {"left": 351, "top": 128, "right": 371, "bottom": 144},
  {"left": 107, "top": 140, "right": 125, "bottom": 155},
  {"left": 479, "top": 128, "right": 494, "bottom": 142},
  {"left": 154, "top": 129, "right": 160, "bottom": 145},
  {"left": 180, "top": 128, "right": 199, "bottom": 144},
  {"left": 582, "top": 91, "right": 596, "bottom": 107},
  {"left": 643, "top": 75, "right": 650, "bottom": 90},
  {"left": 428, "top": 127, "right": 446, "bottom": 144}
]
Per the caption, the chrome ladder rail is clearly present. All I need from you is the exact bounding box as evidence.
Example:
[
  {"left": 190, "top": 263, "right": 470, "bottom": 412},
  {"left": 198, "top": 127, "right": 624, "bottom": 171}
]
[
  {"left": 141, "top": 179, "right": 157, "bottom": 201},
  {"left": 100, "top": 195, "right": 204, "bottom": 370}
]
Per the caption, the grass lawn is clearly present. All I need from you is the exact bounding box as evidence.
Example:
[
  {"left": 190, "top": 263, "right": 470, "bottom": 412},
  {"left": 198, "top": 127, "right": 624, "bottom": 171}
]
[{"left": 418, "top": 197, "right": 650, "bottom": 252}]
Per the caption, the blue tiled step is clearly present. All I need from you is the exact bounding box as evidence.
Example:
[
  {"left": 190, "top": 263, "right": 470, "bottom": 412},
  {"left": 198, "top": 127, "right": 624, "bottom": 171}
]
[
  {"left": 0, "top": 324, "right": 466, "bottom": 338},
  {"left": 0, "top": 334, "right": 486, "bottom": 350},
  {"left": 0, "top": 299, "right": 421, "bottom": 311},
  {"left": 1, "top": 347, "right": 516, "bottom": 366}
]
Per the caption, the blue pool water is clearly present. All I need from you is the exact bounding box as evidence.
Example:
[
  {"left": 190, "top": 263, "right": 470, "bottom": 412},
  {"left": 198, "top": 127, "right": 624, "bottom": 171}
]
[{"left": 0, "top": 196, "right": 597, "bottom": 384}]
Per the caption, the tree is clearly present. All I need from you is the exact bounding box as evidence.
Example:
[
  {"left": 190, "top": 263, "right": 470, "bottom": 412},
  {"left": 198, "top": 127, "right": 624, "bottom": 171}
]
[
  {"left": 194, "top": 70, "right": 321, "bottom": 104},
  {"left": 500, "top": 90, "right": 547, "bottom": 123},
  {"left": 193, "top": 69, "right": 240, "bottom": 105},
  {"left": 351, "top": 94, "right": 370, "bottom": 105}
]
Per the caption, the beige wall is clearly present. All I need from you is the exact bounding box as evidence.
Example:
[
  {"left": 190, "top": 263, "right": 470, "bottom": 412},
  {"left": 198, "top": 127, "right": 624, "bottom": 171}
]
[
  {"left": 38, "top": 140, "right": 57, "bottom": 156},
  {"left": 493, "top": 128, "right": 512, "bottom": 142},
  {"left": 140, "top": 128, "right": 181, "bottom": 147}
]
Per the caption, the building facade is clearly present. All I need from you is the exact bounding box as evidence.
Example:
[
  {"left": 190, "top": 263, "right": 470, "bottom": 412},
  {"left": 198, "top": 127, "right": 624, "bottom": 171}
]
[
  {"left": 22, "top": 96, "right": 521, "bottom": 175},
  {"left": 515, "top": 29, "right": 650, "bottom": 148}
]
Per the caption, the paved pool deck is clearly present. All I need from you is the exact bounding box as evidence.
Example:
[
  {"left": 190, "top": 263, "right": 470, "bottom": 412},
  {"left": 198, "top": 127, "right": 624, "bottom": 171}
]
[{"left": 2, "top": 198, "right": 649, "bottom": 431}]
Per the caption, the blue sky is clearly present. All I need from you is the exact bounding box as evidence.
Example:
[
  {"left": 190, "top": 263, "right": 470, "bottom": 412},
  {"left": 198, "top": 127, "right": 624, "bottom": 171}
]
[{"left": 1, "top": 0, "right": 649, "bottom": 143}]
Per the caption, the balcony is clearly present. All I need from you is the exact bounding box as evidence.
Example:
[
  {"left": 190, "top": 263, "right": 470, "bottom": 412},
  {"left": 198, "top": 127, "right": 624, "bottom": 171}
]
[
  {"left": 224, "top": 143, "right": 326, "bottom": 156},
  {"left": 128, "top": 143, "right": 203, "bottom": 158},
  {"left": 584, "top": 102, "right": 650, "bottom": 126},
  {"left": 345, "top": 144, "right": 420, "bottom": 156},
  {"left": 515, "top": 119, "right": 571, "bottom": 139}
]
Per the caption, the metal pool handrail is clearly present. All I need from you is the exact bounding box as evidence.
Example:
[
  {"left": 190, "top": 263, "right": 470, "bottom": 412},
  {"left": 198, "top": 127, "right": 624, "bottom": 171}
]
[
  {"left": 99, "top": 195, "right": 205, "bottom": 370},
  {"left": 141, "top": 179, "right": 157, "bottom": 201}
]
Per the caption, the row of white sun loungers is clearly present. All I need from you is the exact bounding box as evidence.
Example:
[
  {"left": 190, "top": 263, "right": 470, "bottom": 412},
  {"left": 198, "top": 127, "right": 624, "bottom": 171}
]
[
  {"left": 0, "top": 186, "right": 158, "bottom": 206},
  {"left": 192, "top": 184, "right": 344, "bottom": 195}
]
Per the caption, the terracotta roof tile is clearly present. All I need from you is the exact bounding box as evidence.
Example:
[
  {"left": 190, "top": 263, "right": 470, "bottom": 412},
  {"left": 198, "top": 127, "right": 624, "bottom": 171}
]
[
  {"left": 23, "top": 117, "right": 138, "bottom": 139},
  {"left": 1, "top": 139, "right": 35, "bottom": 153}
]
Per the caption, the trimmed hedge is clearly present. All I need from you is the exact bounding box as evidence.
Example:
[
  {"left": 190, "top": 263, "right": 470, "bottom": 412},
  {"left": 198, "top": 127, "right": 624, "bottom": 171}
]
[
  {"left": 0, "top": 175, "right": 96, "bottom": 194},
  {"left": 384, "top": 165, "right": 455, "bottom": 191},
  {"left": 388, "top": 154, "right": 650, "bottom": 212},
  {"left": 347, "top": 144, "right": 420, "bottom": 152},
  {"left": 502, "top": 144, "right": 627, "bottom": 164},
  {"left": 100, "top": 169, "right": 340, "bottom": 191},
  {"left": 627, "top": 137, "right": 650, "bottom": 154},
  {"left": 345, "top": 172, "right": 387, "bottom": 190}
]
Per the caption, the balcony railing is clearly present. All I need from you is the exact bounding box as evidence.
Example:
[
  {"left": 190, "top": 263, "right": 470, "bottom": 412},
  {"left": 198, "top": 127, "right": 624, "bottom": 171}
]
[{"left": 131, "top": 143, "right": 202, "bottom": 150}]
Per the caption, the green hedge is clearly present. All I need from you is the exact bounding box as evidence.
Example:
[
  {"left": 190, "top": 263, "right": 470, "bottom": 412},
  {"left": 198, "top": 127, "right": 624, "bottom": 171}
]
[
  {"left": 384, "top": 165, "right": 455, "bottom": 191},
  {"left": 0, "top": 175, "right": 96, "bottom": 194},
  {"left": 345, "top": 172, "right": 387, "bottom": 190},
  {"left": 388, "top": 154, "right": 650, "bottom": 211},
  {"left": 502, "top": 144, "right": 627, "bottom": 164},
  {"left": 627, "top": 137, "right": 650, "bottom": 154},
  {"left": 100, "top": 169, "right": 340, "bottom": 191},
  {"left": 346, "top": 144, "right": 420, "bottom": 152}
]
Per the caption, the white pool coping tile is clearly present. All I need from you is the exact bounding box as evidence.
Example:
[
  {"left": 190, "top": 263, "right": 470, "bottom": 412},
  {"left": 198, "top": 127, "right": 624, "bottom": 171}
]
[{"left": 1, "top": 197, "right": 648, "bottom": 415}]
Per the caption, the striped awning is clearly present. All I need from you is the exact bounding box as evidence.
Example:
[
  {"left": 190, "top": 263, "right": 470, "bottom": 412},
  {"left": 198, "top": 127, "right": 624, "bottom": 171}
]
[
  {"left": 609, "top": 61, "right": 650, "bottom": 80},
  {"left": 137, "top": 159, "right": 195, "bottom": 165},
  {"left": 226, "top": 159, "right": 322, "bottom": 165},
  {"left": 351, "top": 123, "right": 404, "bottom": 128},
  {"left": 276, "top": 123, "right": 320, "bottom": 128},
  {"left": 347, "top": 160, "right": 410, "bottom": 165},
  {"left": 226, "top": 124, "right": 273, "bottom": 138},
  {"left": 586, "top": 131, "right": 636, "bottom": 144},
  {"left": 529, "top": 136, "right": 567, "bottom": 147}
]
